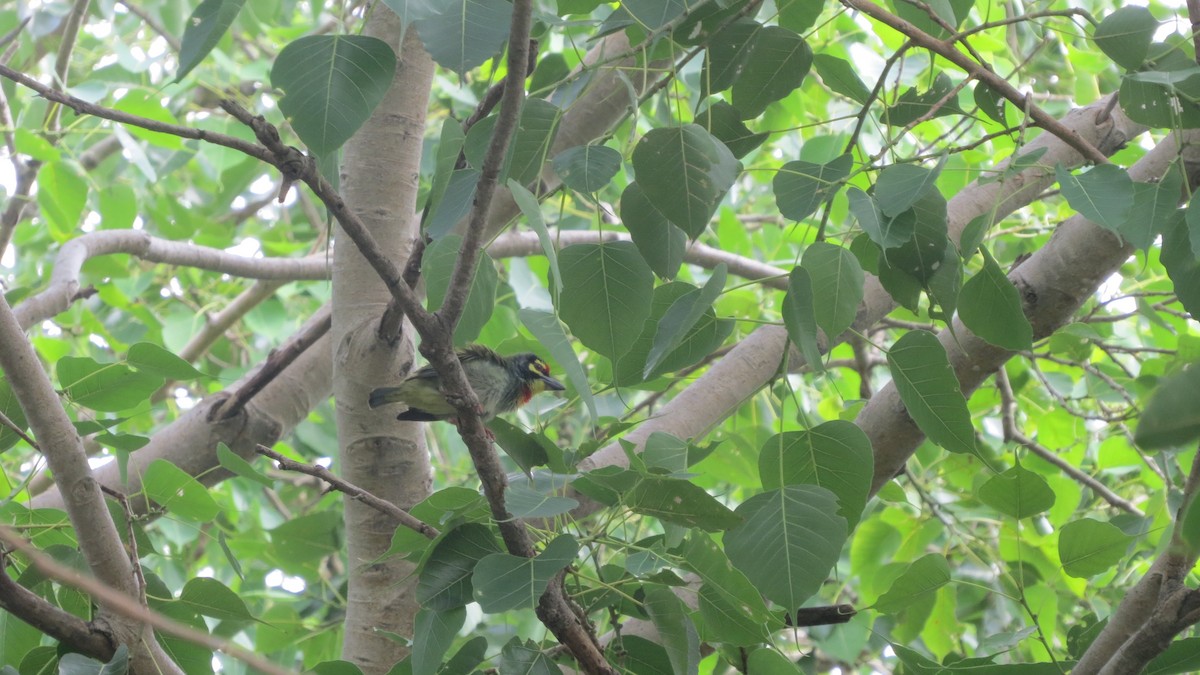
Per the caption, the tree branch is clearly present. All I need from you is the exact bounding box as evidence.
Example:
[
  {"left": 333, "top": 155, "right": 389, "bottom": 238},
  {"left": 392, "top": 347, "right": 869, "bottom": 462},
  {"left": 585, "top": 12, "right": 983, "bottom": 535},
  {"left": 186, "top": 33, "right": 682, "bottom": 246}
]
[
  {"left": 255, "top": 445, "right": 439, "bottom": 539},
  {"left": 0, "top": 552, "right": 115, "bottom": 660},
  {"left": 12, "top": 230, "right": 329, "bottom": 330},
  {"left": 840, "top": 0, "right": 1111, "bottom": 165}
]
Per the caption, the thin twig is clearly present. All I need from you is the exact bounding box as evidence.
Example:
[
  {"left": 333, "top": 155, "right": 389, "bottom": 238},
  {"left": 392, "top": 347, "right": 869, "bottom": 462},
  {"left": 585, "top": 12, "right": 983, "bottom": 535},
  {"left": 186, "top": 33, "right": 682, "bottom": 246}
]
[
  {"left": 214, "top": 305, "right": 332, "bottom": 420},
  {"left": 841, "top": 0, "right": 1110, "bottom": 165},
  {"left": 996, "top": 368, "right": 1143, "bottom": 516},
  {"left": 255, "top": 445, "right": 438, "bottom": 539}
]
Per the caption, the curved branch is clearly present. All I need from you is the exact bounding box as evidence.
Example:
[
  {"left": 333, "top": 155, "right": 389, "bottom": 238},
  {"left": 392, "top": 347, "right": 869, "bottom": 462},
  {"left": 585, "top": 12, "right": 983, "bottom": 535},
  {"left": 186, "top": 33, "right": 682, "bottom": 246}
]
[{"left": 13, "top": 230, "right": 330, "bottom": 330}]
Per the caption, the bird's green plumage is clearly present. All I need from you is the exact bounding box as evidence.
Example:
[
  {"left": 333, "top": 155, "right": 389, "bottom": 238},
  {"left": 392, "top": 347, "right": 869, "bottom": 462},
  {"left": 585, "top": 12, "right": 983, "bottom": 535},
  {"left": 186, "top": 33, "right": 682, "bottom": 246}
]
[{"left": 368, "top": 345, "right": 564, "bottom": 423}]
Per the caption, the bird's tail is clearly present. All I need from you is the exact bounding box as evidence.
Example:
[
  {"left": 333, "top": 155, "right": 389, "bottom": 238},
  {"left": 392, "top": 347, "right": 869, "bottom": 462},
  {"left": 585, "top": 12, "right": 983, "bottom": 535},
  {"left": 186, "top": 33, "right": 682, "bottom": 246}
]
[{"left": 368, "top": 386, "right": 403, "bottom": 408}]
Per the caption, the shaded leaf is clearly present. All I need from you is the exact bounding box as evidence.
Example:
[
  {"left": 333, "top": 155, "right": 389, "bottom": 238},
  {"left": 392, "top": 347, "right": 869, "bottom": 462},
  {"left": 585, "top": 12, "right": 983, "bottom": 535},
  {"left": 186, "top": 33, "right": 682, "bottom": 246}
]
[
  {"left": 758, "top": 421, "right": 873, "bottom": 529},
  {"left": 886, "top": 331, "right": 976, "bottom": 455},
  {"left": 726, "top": 486, "right": 848, "bottom": 610},
  {"left": 414, "top": 0, "right": 512, "bottom": 75},
  {"left": 957, "top": 247, "right": 1033, "bottom": 351},
  {"left": 1059, "top": 518, "right": 1132, "bottom": 578},
  {"left": 978, "top": 465, "right": 1056, "bottom": 519},
  {"left": 873, "top": 554, "right": 950, "bottom": 614},
  {"left": 270, "top": 35, "right": 397, "bottom": 156},
  {"left": 802, "top": 241, "right": 864, "bottom": 339},
  {"left": 175, "top": 0, "right": 246, "bottom": 81},
  {"left": 558, "top": 242, "right": 655, "bottom": 359},
  {"left": 774, "top": 154, "right": 852, "bottom": 222},
  {"left": 633, "top": 125, "right": 741, "bottom": 238},
  {"left": 472, "top": 535, "right": 578, "bottom": 612}
]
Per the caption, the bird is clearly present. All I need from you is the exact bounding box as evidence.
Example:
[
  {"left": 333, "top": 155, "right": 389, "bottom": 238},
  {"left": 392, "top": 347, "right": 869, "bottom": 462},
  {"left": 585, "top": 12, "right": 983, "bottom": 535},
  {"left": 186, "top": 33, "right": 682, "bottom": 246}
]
[{"left": 368, "top": 345, "right": 565, "bottom": 425}]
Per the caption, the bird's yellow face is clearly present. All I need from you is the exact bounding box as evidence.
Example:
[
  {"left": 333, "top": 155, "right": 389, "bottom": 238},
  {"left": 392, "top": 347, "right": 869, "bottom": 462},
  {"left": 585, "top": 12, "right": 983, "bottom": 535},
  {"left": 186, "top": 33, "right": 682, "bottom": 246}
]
[{"left": 527, "top": 358, "right": 553, "bottom": 393}]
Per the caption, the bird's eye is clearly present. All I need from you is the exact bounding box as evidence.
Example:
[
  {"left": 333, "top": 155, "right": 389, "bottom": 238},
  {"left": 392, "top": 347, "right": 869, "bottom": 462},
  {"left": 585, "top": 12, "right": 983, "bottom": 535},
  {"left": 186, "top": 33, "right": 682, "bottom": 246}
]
[{"left": 532, "top": 359, "right": 549, "bottom": 375}]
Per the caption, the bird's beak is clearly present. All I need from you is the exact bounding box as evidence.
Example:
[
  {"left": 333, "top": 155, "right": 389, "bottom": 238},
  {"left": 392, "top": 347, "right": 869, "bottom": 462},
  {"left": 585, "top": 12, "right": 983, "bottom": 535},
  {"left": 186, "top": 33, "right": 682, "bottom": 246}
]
[{"left": 539, "top": 374, "right": 566, "bottom": 391}]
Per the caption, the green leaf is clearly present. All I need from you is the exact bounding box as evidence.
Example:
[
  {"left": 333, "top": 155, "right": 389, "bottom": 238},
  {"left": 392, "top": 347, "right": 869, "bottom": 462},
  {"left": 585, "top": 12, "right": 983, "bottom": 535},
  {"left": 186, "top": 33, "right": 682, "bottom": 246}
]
[
  {"left": 37, "top": 161, "right": 88, "bottom": 238},
  {"left": 725, "top": 485, "right": 848, "bottom": 610},
  {"left": 886, "top": 330, "right": 976, "bottom": 455},
  {"left": 681, "top": 534, "right": 772, "bottom": 626},
  {"left": 268, "top": 510, "right": 342, "bottom": 564},
  {"left": 615, "top": 283, "right": 733, "bottom": 386},
  {"left": 422, "top": 235, "right": 498, "bottom": 346},
  {"left": 1056, "top": 163, "right": 1134, "bottom": 234},
  {"left": 424, "top": 119, "right": 466, "bottom": 220},
  {"left": 802, "top": 242, "right": 865, "bottom": 339},
  {"left": 59, "top": 645, "right": 128, "bottom": 675},
  {"left": 1135, "top": 364, "right": 1200, "bottom": 449},
  {"left": 270, "top": 35, "right": 397, "bottom": 156},
  {"left": 745, "top": 648, "right": 803, "bottom": 674},
  {"left": 472, "top": 535, "right": 578, "bottom": 612},
  {"left": 732, "top": 26, "right": 813, "bottom": 119},
  {"left": 127, "top": 342, "right": 203, "bottom": 380},
  {"left": 884, "top": 73, "right": 964, "bottom": 126},
  {"left": 848, "top": 188, "right": 913, "bottom": 249},
  {"left": 142, "top": 459, "right": 221, "bottom": 522},
  {"left": 957, "top": 247, "right": 1033, "bottom": 351},
  {"left": 518, "top": 309, "right": 595, "bottom": 422},
  {"left": 174, "top": 0, "right": 246, "bottom": 81},
  {"left": 1122, "top": 170, "right": 1182, "bottom": 251},
  {"left": 813, "top": 54, "right": 870, "bottom": 104},
  {"left": 645, "top": 265, "right": 726, "bottom": 377},
  {"left": 509, "top": 100, "right": 563, "bottom": 185},
  {"left": 773, "top": 154, "right": 852, "bottom": 222},
  {"left": 558, "top": 242, "right": 655, "bottom": 359},
  {"left": 426, "top": 169, "right": 479, "bottom": 239},
  {"left": 1093, "top": 6, "right": 1159, "bottom": 70},
  {"left": 698, "top": 583, "right": 771, "bottom": 646},
  {"left": 701, "top": 19, "right": 762, "bottom": 95},
  {"left": 216, "top": 442, "right": 273, "bottom": 487},
  {"left": 442, "top": 637, "right": 489, "bottom": 675},
  {"left": 509, "top": 181, "right": 563, "bottom": 297},
  {"left": 504, "top": 484, "right": 578, "bottom": 519},
  {"left": 412, "top": 607, "right": 465, "bottom": 675},
  {"left": 1059, "top": 518, "right": 1132, "bottom": 578},
  {"left": 778, "top": 0, "right": 825, "bottom": 33},
  {"left": 783, "top": 267, "right": 824, "bottom": 373},
  {"left": 873, "top": 554, "right": 950, "bottom": 614},
  {"left": 1162, "top": 213, "right": 1200, "bottom": 318},
  {"left": 974, "top": 82, "right": 1007, "bottom": 125},
  {"left": 414, "top": 0, "right": 512, "bottom": 75},
  {"left": 417, "top": 524, "right": 503, "bottom": 611},
  {"left": 693, "top": 101, "right": 769, "bottom": 160},
  {"left": 877, "top": 190, "right": 949, "bottom": 286},
  {"left": 1181, "top": 497, "right": 1200, "bottom": 557},
  {"left": 978, "top": 465, "right": 1056, "bottom": 519},
  {"left": 758, "top": 421, "right": 874, "bottom": 529},
  {"left": 498, "top": 638, "right": 562, "bottom": 675},
  {"left": 624, "top": 0, "right": 688, "bottom": 31},
  {"left": 875, "top": 163, "right": 941, "bottom": 218},
  {"left": 643, "top": 586, "right": 701, "bottom": 675},
  {"left": 627, "top": 477, "right": 742, "bottom": 531},
  {"left": 0, "top": 378, "right": 29, "bottom": 453},
  {"left": 178, "top": 577, "right": 255, "bottom": 621},
  {"left": 632, "top": 125, "right": 741, "bottom": 238},
  {"left": 621, "top": 182, "right": 688, "bottom": 280},
  {"left": 1147, "top": 637, "right": 1200, "bottom": 675},
  {"left": 552, "top": 144, "right": 622, "bottom": 193}
]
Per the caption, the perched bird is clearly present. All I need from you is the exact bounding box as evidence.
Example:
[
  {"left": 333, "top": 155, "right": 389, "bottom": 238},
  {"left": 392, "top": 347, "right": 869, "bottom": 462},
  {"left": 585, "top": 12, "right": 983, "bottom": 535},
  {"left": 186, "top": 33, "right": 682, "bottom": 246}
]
[{"left": 368, "top": 345, "right": 565, "bottom": 424}]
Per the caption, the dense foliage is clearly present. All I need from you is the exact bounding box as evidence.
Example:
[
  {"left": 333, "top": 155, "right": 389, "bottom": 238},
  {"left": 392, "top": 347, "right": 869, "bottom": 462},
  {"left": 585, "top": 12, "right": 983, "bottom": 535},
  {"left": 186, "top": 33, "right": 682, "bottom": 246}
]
[{"left": 3, "top": 0, "right": 1200, "bottom": 673}]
